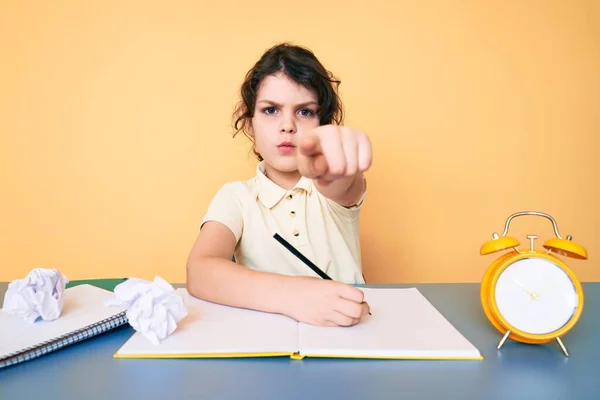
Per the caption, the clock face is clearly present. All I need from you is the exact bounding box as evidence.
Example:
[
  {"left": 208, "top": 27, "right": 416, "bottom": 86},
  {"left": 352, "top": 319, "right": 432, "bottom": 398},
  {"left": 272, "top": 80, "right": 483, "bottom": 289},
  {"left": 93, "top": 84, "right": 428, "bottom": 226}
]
[{"left": 494, "top": 257, "right": 579, "bottom": 335}]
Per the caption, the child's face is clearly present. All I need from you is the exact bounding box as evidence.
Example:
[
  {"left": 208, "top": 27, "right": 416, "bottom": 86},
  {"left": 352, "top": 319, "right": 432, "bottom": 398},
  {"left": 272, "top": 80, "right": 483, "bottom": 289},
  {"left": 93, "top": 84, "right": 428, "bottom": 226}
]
[{"left": 251, "top": 72, "right": 320, "bottom": 173}]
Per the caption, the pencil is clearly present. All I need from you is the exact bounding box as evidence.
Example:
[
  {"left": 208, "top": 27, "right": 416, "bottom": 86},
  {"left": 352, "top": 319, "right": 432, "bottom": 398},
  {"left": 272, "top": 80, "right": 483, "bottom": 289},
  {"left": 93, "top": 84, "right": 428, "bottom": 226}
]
[
  {"left": 273, "top": 233, "right": 371, "bottom": 315},
  {"left": 273, "top": 233, "right": 332, "bottom": 280}
]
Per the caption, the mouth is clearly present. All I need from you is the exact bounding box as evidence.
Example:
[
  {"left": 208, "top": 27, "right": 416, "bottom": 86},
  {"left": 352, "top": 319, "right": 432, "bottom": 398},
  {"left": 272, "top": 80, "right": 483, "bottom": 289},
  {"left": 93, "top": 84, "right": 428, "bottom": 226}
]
[
  {"left": 278, "top": 142, "right": 295, "bottom": 148},
  {"left": 277, "top": 142, "right": 296, "bottom": 154}
]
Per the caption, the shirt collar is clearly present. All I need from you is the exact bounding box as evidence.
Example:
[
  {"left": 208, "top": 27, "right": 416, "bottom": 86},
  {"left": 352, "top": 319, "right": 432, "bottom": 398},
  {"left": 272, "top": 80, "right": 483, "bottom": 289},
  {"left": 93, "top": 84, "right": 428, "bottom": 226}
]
[{"left": 255, "top": 161, "right": 313, "bottom": 208}]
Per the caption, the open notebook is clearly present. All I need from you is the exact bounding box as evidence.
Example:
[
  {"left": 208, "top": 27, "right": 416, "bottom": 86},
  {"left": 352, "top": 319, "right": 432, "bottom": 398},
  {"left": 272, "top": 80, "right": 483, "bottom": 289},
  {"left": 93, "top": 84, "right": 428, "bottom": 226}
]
[
  {"left": 115, "top": 287, "right": 482, "bottom": 360},
  {"left": 0, "top": 284, "right": 127, "bottom": 368}
]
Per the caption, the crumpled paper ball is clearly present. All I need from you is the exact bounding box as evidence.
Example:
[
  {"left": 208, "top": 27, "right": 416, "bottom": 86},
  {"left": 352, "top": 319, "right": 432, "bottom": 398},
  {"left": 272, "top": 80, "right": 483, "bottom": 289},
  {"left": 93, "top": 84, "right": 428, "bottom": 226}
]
[
  {"left": 2, "top": 268, "right": 69, "bottom": 323},
  {"left": 105, "top": 276, "right": 188, "bottom": 345}
]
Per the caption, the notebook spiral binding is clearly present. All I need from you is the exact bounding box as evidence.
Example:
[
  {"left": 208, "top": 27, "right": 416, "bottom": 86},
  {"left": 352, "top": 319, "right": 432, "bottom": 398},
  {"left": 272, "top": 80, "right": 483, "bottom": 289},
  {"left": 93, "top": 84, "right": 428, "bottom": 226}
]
[{"left": 0, "top": 311, "right": 128, "bottom": 369}]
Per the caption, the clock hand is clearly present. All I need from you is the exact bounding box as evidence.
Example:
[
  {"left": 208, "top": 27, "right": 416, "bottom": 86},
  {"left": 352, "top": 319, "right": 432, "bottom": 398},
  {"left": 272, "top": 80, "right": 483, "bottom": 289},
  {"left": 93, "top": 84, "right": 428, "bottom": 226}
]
[
  {"left": 512, "top": 279, "right": 535, "bottom": 298},
  {"left": 535, "top": 285, "right": 551, "bottom": 298},
  {"left": 525, "top": 285, "right": 552, "bottom": 302}
]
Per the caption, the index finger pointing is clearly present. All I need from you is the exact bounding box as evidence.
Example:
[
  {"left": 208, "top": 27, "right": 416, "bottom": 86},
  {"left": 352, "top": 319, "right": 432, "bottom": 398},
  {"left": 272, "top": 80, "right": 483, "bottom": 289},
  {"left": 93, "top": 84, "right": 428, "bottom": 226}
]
[{"left": 298, "top": 130, "right": 322, "bottom": 157}]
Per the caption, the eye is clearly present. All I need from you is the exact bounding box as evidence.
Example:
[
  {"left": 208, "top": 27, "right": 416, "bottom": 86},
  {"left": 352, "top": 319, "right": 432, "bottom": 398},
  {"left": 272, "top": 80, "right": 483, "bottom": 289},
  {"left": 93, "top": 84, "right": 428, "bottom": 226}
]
[
  {"left": 262, "top": 107, "right": 278, "bottom": 115},
  {"left": 298, "top": 109, "right": 316, "bottom": 117}
]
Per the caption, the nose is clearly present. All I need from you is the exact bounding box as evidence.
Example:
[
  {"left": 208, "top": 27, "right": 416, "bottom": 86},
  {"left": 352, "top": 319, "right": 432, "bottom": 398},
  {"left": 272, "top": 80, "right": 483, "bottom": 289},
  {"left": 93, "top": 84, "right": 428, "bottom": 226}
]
[{"left": 279, "top": 112, "right": 297, "bottom": 134}]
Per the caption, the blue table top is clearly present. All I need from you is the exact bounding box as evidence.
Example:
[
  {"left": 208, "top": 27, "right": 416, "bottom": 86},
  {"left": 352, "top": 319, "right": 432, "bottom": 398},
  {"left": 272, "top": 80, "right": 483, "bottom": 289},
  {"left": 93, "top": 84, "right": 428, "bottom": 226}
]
[{"left": 1, "top": 281, "right": 599, "bottom": 400}]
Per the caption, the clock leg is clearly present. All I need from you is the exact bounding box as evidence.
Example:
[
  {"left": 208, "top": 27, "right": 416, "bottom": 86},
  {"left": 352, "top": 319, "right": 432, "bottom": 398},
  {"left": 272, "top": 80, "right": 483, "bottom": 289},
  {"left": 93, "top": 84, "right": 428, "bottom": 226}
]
[
  {"left": 556, "top": 337, "right": 569, "bottom": 357},
  {"left": 497, "top": 330, "right": 511, "bottom": 350}
]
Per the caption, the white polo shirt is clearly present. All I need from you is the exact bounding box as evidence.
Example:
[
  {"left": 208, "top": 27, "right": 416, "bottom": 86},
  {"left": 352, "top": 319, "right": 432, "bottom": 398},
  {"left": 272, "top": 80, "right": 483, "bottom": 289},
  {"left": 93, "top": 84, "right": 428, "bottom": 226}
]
[{"left": 201, "top": 161, "right": 366, "bottom": 284}]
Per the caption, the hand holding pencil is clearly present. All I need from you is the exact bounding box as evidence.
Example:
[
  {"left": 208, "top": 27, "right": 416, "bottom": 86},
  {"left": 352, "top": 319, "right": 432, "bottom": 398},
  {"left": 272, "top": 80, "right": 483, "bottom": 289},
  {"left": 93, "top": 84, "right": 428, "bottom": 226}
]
[
  {"left": 274, "top": 234, "right": 371, "bottom": 327},
  {"left": 280, "top": 277, "right": 370, "bottom": 327}
]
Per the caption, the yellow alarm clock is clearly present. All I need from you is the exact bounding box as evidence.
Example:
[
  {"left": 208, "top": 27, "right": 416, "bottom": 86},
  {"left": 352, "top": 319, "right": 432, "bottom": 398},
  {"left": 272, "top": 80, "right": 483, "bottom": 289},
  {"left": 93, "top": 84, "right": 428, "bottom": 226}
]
[{"left": 480, "top": 211, "right": 587, "bottom": 356}]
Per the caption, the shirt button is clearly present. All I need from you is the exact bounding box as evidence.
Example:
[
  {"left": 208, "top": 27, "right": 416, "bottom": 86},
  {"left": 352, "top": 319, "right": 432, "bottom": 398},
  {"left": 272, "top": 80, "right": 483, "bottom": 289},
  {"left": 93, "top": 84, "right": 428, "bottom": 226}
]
[
  {"left": 290, "top": 211, "right": 296, "bottom": 217},
  {"left": 293, "top": 229, "right": 299, "bottom": 237},
  {"left": 286, "top": 194, "right": 292, "bottom": 200}
]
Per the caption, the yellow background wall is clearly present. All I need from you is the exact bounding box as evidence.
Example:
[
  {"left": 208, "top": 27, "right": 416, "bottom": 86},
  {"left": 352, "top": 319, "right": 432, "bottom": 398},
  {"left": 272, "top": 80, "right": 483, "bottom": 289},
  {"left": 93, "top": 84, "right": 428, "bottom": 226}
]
[{"left": 1, "top": 1, "right": 598, "bottom": 283}]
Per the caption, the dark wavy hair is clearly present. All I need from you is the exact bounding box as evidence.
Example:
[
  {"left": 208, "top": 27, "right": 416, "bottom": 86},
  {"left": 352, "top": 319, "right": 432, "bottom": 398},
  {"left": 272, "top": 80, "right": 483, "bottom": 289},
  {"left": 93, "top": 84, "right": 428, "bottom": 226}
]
[{"left": 233, "top": 42, "right": 344, "bottom": 161}]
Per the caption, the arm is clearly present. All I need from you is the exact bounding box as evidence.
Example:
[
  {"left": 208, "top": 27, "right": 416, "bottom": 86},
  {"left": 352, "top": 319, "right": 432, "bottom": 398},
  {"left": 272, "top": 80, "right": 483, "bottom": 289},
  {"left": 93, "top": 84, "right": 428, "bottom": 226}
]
[
  {"left": 186, "top": 221, "right": 292, "bottom": 314},
  {"left": 314, "top": 172, "right": 366, "bottom": 208},
  {"left": 185, "top": 221, "right": 370, "bottom": 325}
]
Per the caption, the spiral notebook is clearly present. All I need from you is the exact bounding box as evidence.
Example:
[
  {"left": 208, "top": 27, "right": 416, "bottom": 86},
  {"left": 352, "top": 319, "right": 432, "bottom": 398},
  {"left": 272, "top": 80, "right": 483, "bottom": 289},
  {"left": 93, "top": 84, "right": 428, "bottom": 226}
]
[
  {"left": 115, "top": 287, "right": 483, "bottom": 360},
  {"left": 0, "top": 284, "right": 128, "bottom": 369}
]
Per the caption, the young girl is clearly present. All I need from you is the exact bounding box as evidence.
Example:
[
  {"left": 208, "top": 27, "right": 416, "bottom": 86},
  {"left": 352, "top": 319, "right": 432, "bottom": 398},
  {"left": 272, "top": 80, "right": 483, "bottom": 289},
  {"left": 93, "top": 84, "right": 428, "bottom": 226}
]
[{"left": 186, "top": 43, "right": 373, "bottom": 327}]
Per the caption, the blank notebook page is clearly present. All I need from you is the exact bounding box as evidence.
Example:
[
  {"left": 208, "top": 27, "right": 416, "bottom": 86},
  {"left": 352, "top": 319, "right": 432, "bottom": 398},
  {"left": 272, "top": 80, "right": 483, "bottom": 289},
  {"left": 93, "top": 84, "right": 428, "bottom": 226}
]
[
  {"left": 0, "top": 284, "right": 126, "bottom": 358},
  {"left": 115, "top": 289, "right": 298, "bottom": 357},
  {"left": 297, "top": 287, "right": 482, "bottom": 359}
]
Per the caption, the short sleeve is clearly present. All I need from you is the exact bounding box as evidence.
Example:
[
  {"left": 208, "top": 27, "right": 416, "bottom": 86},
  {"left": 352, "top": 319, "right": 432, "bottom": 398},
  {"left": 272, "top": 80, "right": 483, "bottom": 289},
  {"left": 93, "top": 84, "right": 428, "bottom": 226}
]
[{"left": 201, "top": 183, "right": 244, "bottom": 243}]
